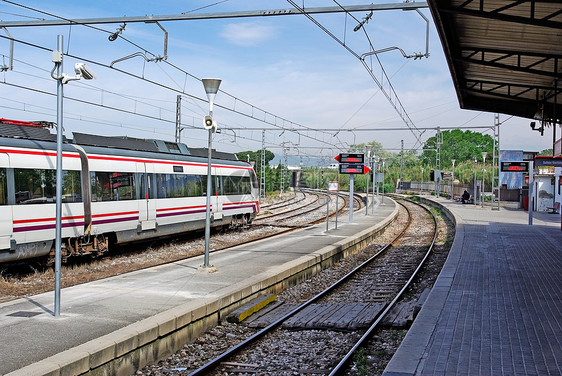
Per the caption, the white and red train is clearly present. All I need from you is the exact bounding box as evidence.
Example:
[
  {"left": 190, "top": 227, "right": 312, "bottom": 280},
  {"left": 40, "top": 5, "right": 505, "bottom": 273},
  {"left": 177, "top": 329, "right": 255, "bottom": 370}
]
[{"left": 0, "top": 119, "right": 259, "bottom": 263}]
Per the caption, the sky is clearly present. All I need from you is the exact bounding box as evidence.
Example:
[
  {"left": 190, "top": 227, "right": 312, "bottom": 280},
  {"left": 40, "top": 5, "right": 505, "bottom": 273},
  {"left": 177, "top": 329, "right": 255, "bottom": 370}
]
[{"left": 0, "top": 0, "right": 554, "bottom": 166}]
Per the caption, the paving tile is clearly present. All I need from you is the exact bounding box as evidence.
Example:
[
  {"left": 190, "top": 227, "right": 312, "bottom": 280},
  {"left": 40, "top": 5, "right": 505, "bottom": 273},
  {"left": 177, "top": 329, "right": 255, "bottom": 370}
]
[{"left": 385, "top": 200, "right": 562, "bottom": 376}]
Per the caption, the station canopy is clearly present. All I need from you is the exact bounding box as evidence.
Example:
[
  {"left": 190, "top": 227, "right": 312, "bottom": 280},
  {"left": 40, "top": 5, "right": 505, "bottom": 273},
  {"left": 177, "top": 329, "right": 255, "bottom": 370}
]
[{"left": 428, "top": 0, "right": 562, "bottom": 124}]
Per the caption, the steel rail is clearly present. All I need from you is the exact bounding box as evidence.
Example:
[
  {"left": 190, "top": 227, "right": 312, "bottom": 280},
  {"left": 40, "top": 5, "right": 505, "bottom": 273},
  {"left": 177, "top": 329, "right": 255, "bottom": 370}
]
[
  {"left": 259, "top": 191, "right": 305, "bottom": 211},
  {"left": 329, "top": 196, "right": 439, "bottom": 375},
  {"left": 187, "top": 196, "right": 409, "bottom": 376},
  {"left": 254, "top": 190, "right": 322, "bottom": 222}
]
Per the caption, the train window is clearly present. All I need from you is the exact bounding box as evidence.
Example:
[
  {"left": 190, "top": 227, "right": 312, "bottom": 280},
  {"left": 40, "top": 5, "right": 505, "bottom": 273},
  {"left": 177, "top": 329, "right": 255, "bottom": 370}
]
[
  {"left": 184, "top": 175, "right": 203, "bottom": 197},
  {"left": 0, "top": 169, "right": 6, "bottom": 205},
  {"left": 223, "top": 175, "right": 236, "bottom": 195},
  {"left": 240, "top": 176, "right": 251, "bottom": 194},
  {"left": 155, "top": 174, "right": 203, "bottom": 198},
  {"left": 223, "top": 175, "right": 252, "bottom": 195},
  {"left": 201, "top": 175, "right": 217, "bottom": 196},
  {"left": 250, "top": 170, "right": 258, "bottom": 189},
  {"left": 91, "top": 172, "right": 135, "bottom": 201},
  {"left": 14, "top": 169, "right": 81, "bottom": 204}
]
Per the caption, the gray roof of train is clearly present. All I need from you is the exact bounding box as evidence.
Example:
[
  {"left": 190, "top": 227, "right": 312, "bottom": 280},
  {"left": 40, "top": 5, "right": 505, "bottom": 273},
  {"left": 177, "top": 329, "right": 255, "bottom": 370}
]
[{"left": 0, "top": 128, "right": 249, "bottom": 168}]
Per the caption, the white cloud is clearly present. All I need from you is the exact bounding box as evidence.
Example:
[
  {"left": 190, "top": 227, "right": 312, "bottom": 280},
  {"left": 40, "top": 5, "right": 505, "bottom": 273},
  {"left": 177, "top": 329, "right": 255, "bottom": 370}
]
[{"left": 220, "top": 22, "right": 276, "bottom": 47}]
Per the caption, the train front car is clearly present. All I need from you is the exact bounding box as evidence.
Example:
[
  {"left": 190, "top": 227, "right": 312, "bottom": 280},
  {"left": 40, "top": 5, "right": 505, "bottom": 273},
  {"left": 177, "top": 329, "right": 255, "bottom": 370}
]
[
  {"left": 0, "top": 119, "right": 260, "bottom": 264},
  {"left": 217, "top": 159, "right": 260, "bottom": 228}
]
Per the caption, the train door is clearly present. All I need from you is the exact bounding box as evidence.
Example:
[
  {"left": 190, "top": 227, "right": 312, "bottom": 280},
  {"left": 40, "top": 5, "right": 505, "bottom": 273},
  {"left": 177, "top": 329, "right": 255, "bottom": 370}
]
[
  {"left": 0, "top": 153, "right": 13, "bottom": 250},
  {"left": 137, "top": 162, "right": 156, "bottom": 231}
]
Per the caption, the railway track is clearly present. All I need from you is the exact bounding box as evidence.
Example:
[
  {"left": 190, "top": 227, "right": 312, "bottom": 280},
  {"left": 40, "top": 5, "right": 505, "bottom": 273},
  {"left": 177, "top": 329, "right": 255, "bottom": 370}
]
[
  {"left": 183, "top": 197, "right": 438, "bottom": 375},
  {"left": 259, "top": 191, "right": 306, "bottom": 211},
  {"left": 255, "top": 189, "right": 357, "bottom": 227}
]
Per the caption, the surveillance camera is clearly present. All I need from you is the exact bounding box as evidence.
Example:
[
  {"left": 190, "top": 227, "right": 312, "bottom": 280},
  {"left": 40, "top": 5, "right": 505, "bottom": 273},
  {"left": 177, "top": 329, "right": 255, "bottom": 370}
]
[{"left": 74, "top": 63, "right": 97, "bottom": 80}]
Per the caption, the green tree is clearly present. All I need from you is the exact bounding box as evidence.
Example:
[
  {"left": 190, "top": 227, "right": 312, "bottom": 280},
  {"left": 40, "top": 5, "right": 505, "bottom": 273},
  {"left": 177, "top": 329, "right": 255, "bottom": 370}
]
[
  {"left": 235, "top": 150, "right": 291, "bottom": 196},
  {"left": 420, "top": 129, "right": 494, "bottom": 168}
]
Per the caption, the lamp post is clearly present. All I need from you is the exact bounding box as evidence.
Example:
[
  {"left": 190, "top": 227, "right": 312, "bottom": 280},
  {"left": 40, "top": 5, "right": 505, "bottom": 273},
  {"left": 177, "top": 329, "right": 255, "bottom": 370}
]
[
  {"left": 372, "top": 156, "right": 378, "bottom": 215},
  {"left": 50, "top": 35, "right": 96, "bottom": 316},
  {"left": 365, "top": 145, "right": 371, "bottom": 215},
  {"left": 381, "top": 159, "right": 385, "bottom": 204},
  {"left": 451, "top": 159, "right": 456, "bottom": 199},
  {"left": 481, "top": 152, "right": 487, "bottom": 208},
  {"left": 472, "top": 157, "right": 478, "bottom": 204},
  {"left": 202, "top": 78, "right": 221, "bottom": 270},
  {"left": 421, "top": 167, "right": 424, "bottom": 193}
]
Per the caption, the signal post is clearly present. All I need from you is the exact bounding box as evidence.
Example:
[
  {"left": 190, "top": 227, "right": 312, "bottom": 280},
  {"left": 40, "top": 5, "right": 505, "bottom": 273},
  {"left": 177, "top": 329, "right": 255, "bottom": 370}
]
[{"left": 335, "top": 153, "right": 370, "bottom": 223}]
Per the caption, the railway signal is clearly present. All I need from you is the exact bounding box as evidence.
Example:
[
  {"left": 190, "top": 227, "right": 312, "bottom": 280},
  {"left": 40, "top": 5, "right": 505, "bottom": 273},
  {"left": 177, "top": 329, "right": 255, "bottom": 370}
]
[
  {"left": 335, "top": 153, "right": 364, "bottom": 164},
  {"left": 334, "top": 153, "right": 370, "bottom": 224},
  {"left": 338, "top": 163, "right": 370, "bottom": 174}
]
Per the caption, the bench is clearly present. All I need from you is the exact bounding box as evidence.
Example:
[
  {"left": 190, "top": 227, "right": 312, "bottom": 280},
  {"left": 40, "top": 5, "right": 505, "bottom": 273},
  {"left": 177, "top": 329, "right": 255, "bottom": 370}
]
[{"left": 546, "top": 201, "right": 560, "bottom": 214}]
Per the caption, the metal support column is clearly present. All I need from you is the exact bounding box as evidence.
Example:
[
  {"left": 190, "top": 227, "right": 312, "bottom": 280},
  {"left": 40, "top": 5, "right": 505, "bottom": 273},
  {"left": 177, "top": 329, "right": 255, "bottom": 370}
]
[
  {"left": 174, "top": 95, "right": 182, "bottom": 143},
  {"left": 492, "top": 113, "right": 501, "bottom": 210},
  {"left": 399, "top": 139, "right": 404, "bottom": 192},
  {"left": 436, "top": 127, "right": 441, "bottom": 197},
  {"left": 260, "top": 130, "right": 266, "bottom": 199},
  {"left": 281, "top": 146, "right": 288, "bottom": 195},
  {"left": 54, "top": 34, "right": 64, "bottom": 317}
]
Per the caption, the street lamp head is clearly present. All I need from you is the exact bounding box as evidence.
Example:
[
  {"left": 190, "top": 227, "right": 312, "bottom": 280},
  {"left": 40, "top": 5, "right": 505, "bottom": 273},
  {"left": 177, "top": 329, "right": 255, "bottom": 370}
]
[
  {"left": 202, "top": 78, "right": 221, "bottom": 95},
  {"left": 202, "top": 78, "right": 221, "bottom": 114},
  {"left": 481, "top": 151, "right": 487, "bottom": 160}
]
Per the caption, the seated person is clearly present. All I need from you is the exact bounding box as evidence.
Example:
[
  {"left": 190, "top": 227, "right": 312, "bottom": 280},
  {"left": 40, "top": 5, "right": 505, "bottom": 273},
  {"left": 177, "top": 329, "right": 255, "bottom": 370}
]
[{"left": 461, "top": 190, "right": 470, "bottom": 204}]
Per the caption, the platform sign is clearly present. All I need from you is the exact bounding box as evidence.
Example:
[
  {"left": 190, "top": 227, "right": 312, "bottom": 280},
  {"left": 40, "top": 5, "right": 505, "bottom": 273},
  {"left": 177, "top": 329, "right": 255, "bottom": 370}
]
[
  {"left": 501, "top": 161, "right": 529, "bottom": 172},
  {"left": 535, "top": 156, "right": 562, "bottom": 167},
  {"left": 335, "top": 153, "right": 364, "bottom": 163}
]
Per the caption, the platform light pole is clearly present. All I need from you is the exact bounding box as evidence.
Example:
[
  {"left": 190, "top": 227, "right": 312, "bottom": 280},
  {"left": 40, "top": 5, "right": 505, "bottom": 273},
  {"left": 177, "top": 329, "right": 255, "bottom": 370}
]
[
  {"left": 365, "top": 145, "right": 371, "bottom": 215},
  {"left": 381, "top": 158, "right": 384, "bottom": 205},
  {"left": 50, "top": 35, "right": 96, "bottom": 316},
  {"left": 451, "top": 159, "right": 456, "bottom": 199},
  {"left": 202, "top": 78, "right": 221, "bottom": 270},
  {"left": 481, "top": 152, "right": 487, "bottom": 208},
  {"left": 372, "top": 156, "right": 378, "bottom": 215},
  {"left": 472, "top": 157, "right": 478, "bottom": 205}
]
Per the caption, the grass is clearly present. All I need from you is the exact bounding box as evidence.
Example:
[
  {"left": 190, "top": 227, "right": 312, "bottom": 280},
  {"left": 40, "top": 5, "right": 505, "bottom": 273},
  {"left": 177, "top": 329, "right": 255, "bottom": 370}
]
[{"left": 352, "top": 348, "right": 371, "bottom": 376}]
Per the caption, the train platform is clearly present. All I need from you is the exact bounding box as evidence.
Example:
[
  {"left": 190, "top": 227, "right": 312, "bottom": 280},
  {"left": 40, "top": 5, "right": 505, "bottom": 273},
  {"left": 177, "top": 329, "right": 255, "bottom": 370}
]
[
  {"left": 384, "top": 196, "right": 562, "bottom": 376},
  {"left": 0, "top": 197, "right": 398, "bottom": 376}
]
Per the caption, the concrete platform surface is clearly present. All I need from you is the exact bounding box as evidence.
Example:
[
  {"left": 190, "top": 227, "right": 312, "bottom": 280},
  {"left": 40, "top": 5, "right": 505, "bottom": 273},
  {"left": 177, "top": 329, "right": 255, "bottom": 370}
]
[
  {"left": 0, "top": 198, "right": 397, "bottom": 375},
  {"left": 384, "top": 197, "right": 562, "bottom": 376}
]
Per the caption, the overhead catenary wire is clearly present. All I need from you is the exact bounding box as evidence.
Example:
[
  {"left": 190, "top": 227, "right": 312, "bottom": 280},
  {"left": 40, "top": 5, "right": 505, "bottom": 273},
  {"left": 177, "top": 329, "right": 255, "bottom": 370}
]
[
  {"left": 1, "top": 1, "right": 339, "bottom": 139},
  {"left": 0, "top": 0, "right": 452, "bottom": 157},
  {"left": 0, "top": 31, "right": 342, "bottom": 151},
  {"left": 286, "top": 0, "right": 425, "bottom": 149}
]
